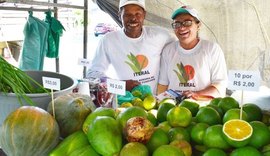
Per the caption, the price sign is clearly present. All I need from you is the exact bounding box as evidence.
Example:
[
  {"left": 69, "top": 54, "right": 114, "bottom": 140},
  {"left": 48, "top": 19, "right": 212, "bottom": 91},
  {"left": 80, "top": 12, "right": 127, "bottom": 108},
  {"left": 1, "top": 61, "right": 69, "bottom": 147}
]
[
  {"left": 78, "top": 58, "right": 92, "bottom": 67},
  {"left": 42, "top": 77, "right": 61, "bottom": 91},
  {"left": 228, "top": 70, "right": 260, "bottom": 91},
  {"left": 107, "top": 79, "right": 126, "bottom": 95}
]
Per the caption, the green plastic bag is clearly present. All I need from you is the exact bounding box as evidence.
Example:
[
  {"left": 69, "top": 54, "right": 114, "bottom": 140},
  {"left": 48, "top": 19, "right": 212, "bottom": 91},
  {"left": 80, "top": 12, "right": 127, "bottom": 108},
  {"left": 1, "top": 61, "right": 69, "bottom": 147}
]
[
  {"left": 45, "top": 11, "right": 65, "bottom": 58},
  {"left": 131, "top": 84, "right": 153, "bottom": 98},
  {"left": 117, "top": 91, "right": 134, "bottom": 105},
  {"left": 19, "top": 11, "right": 49, "bottom": 70}
]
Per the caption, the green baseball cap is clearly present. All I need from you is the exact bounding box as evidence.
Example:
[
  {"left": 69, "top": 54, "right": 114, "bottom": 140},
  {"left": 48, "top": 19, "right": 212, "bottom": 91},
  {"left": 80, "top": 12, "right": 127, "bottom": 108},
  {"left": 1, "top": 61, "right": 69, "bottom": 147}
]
[{"left": 171, "top": 5, "right": 199, "bottom": 20}]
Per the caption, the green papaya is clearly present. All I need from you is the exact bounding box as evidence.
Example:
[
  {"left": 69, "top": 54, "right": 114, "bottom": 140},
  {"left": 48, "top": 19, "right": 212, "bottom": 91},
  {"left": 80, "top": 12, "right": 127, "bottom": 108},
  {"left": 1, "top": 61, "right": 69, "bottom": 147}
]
[
  {"left": 69, "top": 145, "right": 100, "bottom": 156},
  {"left": 82, "top": 107, "right": 116, "bottom": 134},
  {"left": 87, "top": 116, "right": 122, "bottom": 156},
  {"left": 49, "top": 130, "right": 89, "bottom": 156}
]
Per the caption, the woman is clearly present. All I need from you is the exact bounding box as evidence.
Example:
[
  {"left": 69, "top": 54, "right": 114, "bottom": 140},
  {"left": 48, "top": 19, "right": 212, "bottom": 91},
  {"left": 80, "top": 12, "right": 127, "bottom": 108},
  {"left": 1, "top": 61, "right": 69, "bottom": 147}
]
[{"left": 157, "top": 6, "right": 228, "bottom": 98}]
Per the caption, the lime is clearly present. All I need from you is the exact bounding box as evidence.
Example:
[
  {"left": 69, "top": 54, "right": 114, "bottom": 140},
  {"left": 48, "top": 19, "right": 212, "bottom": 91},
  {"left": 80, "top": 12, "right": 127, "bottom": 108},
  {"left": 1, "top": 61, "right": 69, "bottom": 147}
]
[
  {"left": 152, "top": 145, "right": 185, "bottom": 156},
  {"left": 146, "top": 128, "right": 169, "bottom": 154},
  {"left": 120, "top": 142, "right": 148, "bottom": 156},
  {"left": 222, "top": 119, "right": 253, "bottom": 148},
  {"left": 195, "top": 107, "right": 221, "bottom": 125},
  {"left": 242, "top": 103, "right": 263, "bottom": 121}
]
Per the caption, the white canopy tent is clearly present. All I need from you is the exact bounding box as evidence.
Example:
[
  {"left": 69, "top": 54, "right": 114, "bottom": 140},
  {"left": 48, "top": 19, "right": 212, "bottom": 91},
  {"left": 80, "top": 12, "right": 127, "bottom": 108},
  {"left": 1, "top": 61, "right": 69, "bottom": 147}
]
[{"left": 94, "top": 0, "right": 270, "bottom": 88}]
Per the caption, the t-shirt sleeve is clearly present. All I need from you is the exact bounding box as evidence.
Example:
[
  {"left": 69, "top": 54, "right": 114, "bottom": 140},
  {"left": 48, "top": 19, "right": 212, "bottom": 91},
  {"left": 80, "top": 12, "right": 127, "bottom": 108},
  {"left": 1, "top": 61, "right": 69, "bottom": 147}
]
[
  {"left": 158, "top": 46, "right": 170, "bottom": 85},
  {"left": 210, "top": 43, "right": 228, "bottom": 95}
]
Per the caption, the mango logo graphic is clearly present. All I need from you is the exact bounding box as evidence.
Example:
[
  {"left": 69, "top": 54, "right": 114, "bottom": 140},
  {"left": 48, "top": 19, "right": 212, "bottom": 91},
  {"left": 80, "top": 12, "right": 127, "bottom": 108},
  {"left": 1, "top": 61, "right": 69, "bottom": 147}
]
[
  {"left": 174, "top": 63, "right": 195, "bottom": 83},
  {"left": 125, "top": 53, "right": 148, "bottom": 72}
]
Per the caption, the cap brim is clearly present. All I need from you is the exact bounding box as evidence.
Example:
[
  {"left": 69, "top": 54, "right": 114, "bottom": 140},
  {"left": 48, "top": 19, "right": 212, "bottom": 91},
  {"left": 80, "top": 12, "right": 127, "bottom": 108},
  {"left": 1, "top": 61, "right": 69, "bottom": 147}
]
[
  {"left": 171, "top": 8, "right": 190, "bottom": 19},
  {"left": 119, "top": 2, "right": 145, "bottom": 10}
]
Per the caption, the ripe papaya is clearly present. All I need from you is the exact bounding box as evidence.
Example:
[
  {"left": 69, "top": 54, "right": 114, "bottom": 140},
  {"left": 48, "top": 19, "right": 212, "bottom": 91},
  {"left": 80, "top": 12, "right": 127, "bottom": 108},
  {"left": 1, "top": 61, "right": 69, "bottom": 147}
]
[{"left": 87, "top": 116, "right": 122, "bottom": 156}]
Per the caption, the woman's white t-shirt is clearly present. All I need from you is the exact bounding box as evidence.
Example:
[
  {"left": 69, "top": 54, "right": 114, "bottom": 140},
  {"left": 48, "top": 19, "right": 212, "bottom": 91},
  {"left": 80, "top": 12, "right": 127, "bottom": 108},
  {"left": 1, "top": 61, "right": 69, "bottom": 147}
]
[{"left": 158, "top": 39, "right": 228, "bottom": 95}]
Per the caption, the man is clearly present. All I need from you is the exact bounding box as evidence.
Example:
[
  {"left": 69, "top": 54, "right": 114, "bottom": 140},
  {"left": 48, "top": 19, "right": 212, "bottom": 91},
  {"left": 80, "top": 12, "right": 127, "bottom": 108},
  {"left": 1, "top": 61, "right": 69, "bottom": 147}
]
[{"left": 87, "top": 0, "right": 174, "bottom": 94}]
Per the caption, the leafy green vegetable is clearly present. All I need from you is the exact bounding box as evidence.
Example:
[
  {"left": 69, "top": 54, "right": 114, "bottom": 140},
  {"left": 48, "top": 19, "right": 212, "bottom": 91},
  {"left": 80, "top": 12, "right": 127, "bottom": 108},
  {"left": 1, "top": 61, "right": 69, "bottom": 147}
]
[{"left": 0, "top": 56, "right": 49, "bottom": 105}]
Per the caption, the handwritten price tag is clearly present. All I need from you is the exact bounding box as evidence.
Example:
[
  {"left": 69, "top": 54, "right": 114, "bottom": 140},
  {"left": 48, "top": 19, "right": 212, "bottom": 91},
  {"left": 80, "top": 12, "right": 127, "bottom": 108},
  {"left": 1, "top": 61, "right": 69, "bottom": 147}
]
[
  {"left": 107, "top": 79, "right": 126, "bottom": 95},
  {"left": 78, "top": 58, "right": 92, "bottom": 67},
  {"left": 228, "top": 70, "right": 260, "bottom": 91},
  {"left": 42, "top": 77, "right": 61, "bottom": 91}
]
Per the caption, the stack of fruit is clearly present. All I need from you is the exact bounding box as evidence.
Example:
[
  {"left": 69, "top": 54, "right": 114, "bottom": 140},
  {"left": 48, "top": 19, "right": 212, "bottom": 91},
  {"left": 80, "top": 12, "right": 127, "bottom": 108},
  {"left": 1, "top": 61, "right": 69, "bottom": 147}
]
[{"left": 1, "top": 91, "right": 270, "bottom": 156}]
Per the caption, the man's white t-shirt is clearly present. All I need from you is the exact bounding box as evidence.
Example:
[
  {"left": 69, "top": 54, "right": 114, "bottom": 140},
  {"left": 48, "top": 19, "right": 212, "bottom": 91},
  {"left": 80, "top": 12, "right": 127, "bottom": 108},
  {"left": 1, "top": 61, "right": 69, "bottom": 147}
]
[
  {"left": 87, "top": 26, "right": 174, "bottom": 93},
  {"left": 158, "top": 39, "right": 228, "bottom": 96}
]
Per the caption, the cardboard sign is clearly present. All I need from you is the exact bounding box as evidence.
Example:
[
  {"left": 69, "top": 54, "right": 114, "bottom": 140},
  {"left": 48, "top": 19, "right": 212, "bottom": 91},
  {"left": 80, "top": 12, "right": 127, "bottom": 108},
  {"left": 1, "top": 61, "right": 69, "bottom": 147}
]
[{"left": 228, "top": 70, "right": 260, "bottom": 91}]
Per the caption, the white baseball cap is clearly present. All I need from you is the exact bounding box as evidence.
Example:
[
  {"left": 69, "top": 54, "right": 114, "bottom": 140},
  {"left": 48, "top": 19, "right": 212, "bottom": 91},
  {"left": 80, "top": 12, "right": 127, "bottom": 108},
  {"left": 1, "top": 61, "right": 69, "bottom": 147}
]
[
  {"left": 119, "top": 0, "right": 145, "bottom": 10},
  {"left": 171, "top": 5, "right": 199, "bottom": 20}
]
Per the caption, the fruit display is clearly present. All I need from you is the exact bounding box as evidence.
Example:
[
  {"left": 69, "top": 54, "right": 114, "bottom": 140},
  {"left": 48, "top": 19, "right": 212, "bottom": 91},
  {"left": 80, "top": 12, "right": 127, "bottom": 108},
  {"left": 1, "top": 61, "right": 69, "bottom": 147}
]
[{"left": 1, "top": 90, "right": 270, "bottom": 156}]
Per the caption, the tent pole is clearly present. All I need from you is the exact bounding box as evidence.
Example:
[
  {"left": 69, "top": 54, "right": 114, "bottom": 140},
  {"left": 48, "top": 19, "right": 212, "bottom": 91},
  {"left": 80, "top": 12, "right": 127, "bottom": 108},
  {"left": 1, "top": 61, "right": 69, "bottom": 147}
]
[{"left": 83, "top": 0, "right": 88, "bottom": 78}]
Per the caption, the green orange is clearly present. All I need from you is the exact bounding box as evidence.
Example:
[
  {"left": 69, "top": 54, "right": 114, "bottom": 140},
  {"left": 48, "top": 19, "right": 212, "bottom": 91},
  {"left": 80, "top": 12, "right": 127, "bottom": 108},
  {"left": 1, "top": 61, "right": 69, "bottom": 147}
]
[
  {"left": 203, "top": 148, "right": 227, "bottom": 156},
  {"left": 146, "top": 128, "right": 169, "bottom": 154},
  {"left": 195, "top": 107, "right": 221, "bottom": 125},
  {"left": 143, "top": 95, "right": 157, "bottom": 110},
  {"left": 242, "top": 103, "right": 263, "bottom": 121},
  {"left": 167, "top": 106, "right": 192, "bottom": 127},
  {"left": 217, "top": 97, "right": 239, "bottom": 113},
  {"left": 203, "top": 125, "right": 231, "bottom": 150},
  {"left": 170, "top": 140, "right": 192, "bottom": 156},
  {"left": 209, "top": 97, "right": 222, "bottom": 106},
  {"left": 222, "top": 108, "right": 248, "bottom": 123},
  {"left": 152, "top": 145, "right": 185, "bottom": 156},
  {"left": 156, "top": 102, "right": 175, "bottom": 123},
  {"left": 168, "top": 127, "right": 190, "bottom": 142},
  {"left": 248, "top": 121, "right": 270, "bottom": 149},
  {"left": 222, "top": 119, "right": 253, "bottom": 148},
  {"left": 157, "top": 121, "right": 171, "bottom": 133},
  {"left": 190, "top": 122, "right": 209, "bottom": 145},
  {"left": 230, "top": 146, "right": 261, "bottom": 156},
  {"left": 179, "top": 99, "right": 199, "bottom": 116},
  {"left": 120, "top": 142, "right": 148, "bottom": 156}
]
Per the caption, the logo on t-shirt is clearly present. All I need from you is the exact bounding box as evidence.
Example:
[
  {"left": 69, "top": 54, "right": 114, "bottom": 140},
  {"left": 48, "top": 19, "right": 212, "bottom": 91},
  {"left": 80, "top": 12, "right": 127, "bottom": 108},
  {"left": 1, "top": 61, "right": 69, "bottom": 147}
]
[
  {"left": 125, "top": 53, "right": 150, "bottom": 76},
  {"left": 174, "top": 62, "right": 195, "bottom": 87}
]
